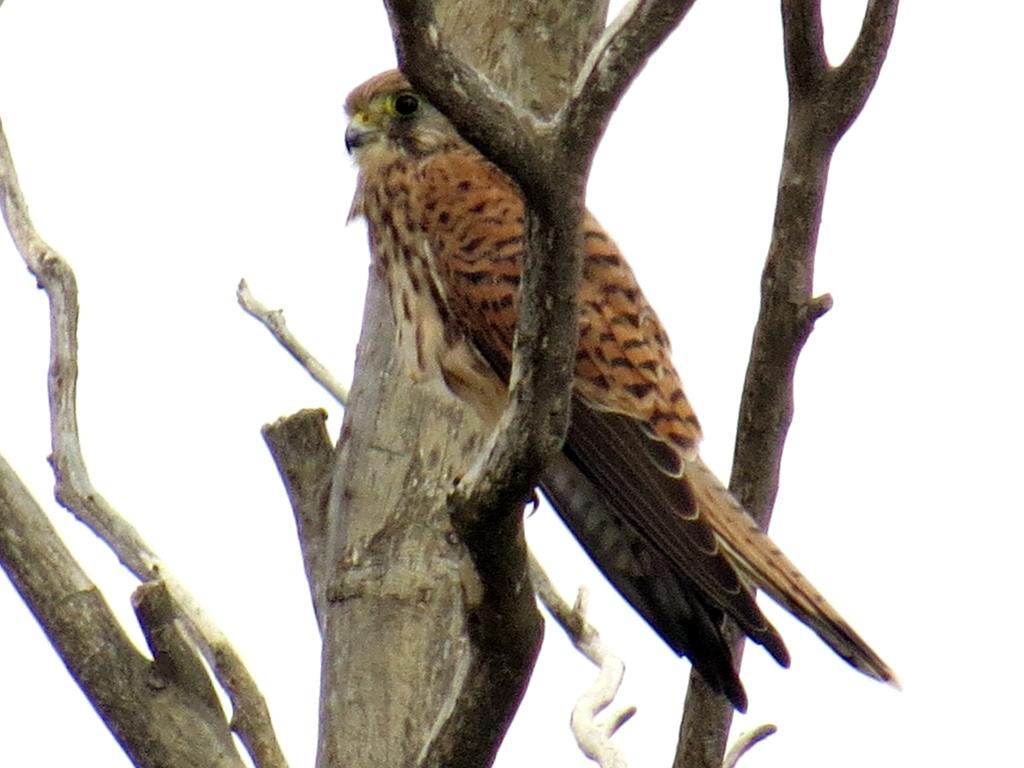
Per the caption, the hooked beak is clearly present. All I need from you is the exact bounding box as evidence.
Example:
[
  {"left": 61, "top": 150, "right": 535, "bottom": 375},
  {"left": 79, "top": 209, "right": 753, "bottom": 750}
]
[{"left": 345, "top": 113, "right": 378, "bottom": 154}]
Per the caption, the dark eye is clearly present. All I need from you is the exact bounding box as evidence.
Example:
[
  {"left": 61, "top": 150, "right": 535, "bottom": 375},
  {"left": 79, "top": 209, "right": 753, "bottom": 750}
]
[{"left": 394, "top": 93, "right": 419, "bottom": 116}]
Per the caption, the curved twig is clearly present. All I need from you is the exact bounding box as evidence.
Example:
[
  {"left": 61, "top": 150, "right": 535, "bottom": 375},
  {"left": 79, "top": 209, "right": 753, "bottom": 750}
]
[
  {"left": 0, "top": 116, "right": 287, "bottom": 768},
  {"left": 530, "top": 554, "right": 635, "bottom": 767},
  {"left": 722, "top": 724, "right": 777, "bottom": 768}
]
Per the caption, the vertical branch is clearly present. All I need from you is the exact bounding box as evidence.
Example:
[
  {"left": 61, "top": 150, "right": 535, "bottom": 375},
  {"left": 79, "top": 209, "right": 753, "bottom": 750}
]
[
  {"left": 674, "top": 2, "right": 898, "bottom": 766},
  {"left": 261, "top": 409, "right": 335, "bottom": 630}
]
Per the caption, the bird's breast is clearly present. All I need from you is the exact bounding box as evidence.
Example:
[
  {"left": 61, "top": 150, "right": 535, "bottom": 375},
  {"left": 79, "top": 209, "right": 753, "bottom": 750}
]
[{"left": 362, "top": 174, "right": 507, "bottom": 429}]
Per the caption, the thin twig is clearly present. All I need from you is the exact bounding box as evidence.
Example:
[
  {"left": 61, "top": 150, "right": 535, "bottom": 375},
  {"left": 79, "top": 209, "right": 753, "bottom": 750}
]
[
  {"left": 722, "top": 724, "right": 777, "bottom": 768},
  {"left": 0, "top": 115, "right": 287, "bottom": 768},
  {"left": 237, "top": 279, "right": 349, "bottom": 405},
  {"left": 529, "top": 554, "right": 635, "bottom": 768}
]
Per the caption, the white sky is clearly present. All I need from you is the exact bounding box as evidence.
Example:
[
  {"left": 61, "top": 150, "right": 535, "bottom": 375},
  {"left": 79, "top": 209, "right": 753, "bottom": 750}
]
[{"left": 1, "top": 1, "right": 1021, "bottom": 766}]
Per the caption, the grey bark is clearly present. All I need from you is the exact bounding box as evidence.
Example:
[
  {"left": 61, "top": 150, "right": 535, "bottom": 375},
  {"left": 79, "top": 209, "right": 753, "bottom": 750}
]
[
  {"left": 0, "top": 455, "right": 244, "bottom": 768},
  {"left": 2, "top": 113, "right": 286, "bottom": 768},
  {"left": 262, "top": 408, "right": 335, "bottom": 627},
  {"left": 315, "top": 3, "right": 611, "bottom": 767}
]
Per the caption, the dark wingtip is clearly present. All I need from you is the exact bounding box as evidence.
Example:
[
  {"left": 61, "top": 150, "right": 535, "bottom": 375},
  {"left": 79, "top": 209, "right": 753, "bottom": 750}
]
[
  {"left": 684, "top": 643, "right": 748, "bottom": 712},
  {"left": 726, "top": 676, "right": 749, "bottom": 713},
  {"left": 761, "top": 629, "right": 791, "bottom": 669}
]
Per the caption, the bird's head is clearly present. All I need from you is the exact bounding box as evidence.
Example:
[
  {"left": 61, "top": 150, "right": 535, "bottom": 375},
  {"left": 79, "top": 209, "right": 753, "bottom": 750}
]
[{"left": 344, "top": 70, "right": 459, "bottom": 164}]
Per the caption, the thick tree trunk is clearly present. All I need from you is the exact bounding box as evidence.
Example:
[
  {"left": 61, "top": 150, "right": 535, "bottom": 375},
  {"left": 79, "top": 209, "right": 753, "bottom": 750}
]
[{"left": 316, "top": 4, "right": 608, "bottom": 767}]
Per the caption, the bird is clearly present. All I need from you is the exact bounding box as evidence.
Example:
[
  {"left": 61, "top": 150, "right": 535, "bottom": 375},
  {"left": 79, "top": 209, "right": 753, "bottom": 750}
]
[{"left": 344, "top": 68, "right": 895, "bottom": 711}]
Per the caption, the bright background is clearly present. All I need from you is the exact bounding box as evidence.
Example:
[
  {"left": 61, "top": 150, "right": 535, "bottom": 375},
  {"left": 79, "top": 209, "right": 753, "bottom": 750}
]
[{"left": 1, "top": 2, "right": 1021, "bottom": 766}]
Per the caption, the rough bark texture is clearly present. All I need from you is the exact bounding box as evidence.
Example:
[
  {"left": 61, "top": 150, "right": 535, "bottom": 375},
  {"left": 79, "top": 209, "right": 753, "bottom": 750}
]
[
  {"left": 438, "top": 0, "right": 606, "bottom": 120},
  {"left": 317, "top": 7, "right": 610, "bottom": 766},
  {"left": 262, "top": 408, "right": 334, "bottom": 627},
  {"left": 320, "top": 274, "right": 539, "bottom": 768},
  {"left": 0, "top": 455, "right": 244, "bottom": 768}
]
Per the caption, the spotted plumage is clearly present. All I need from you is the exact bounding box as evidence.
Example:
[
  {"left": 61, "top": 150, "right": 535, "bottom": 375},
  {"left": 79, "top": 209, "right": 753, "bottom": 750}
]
[{"left": 345, "top": 69, "right": 894, "bottom": 710}]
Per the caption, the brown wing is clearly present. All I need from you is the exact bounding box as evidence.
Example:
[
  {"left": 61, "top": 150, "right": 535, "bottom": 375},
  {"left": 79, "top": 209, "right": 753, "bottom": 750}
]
[
  {"left": 410, "top": 149, "right": 703, "bottom": 458},
  {"left": 411, "top": 150, "right": 524, "bottom": 378},
  {"left": 351, "top": 71, "right": 897, "bottom": 707},
  {"left": 408, "top": 150, "right": 802, "bottom": 707},
  {"left": 540, "top": 450, "right": 758, "bottom": 710}
]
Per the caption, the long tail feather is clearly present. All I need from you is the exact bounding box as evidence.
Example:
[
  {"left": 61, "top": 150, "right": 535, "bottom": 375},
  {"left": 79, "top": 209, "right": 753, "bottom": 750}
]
[{"left": 685, "top": 458, "right": 898, "bottom": 686}]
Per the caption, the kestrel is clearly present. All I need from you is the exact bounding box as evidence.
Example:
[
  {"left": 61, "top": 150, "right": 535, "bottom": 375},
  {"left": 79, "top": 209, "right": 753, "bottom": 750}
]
[{"left": 344, "top": 69, "right": 895, "bottom": 710}]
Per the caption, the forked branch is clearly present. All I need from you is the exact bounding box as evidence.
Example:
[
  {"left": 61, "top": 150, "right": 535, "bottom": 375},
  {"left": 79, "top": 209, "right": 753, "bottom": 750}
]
[
  {"left": 0, "top": 116, "right": 286, "bottom": 768},
  {"left": 530, "top": 554, "right": 636, "bottom": 768},
  {"left": 674, "top": 3, "right": 899, "bottom": 766},
  {"left": 384, "top": 0, "right": 696, "bottom": 553},
  {"left": 0, "top": 456, "right": 245, "bottom": 768}
]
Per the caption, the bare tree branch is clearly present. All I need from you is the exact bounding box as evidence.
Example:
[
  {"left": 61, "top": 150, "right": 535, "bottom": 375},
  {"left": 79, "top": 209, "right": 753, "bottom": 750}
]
[
  {"left": 722, "top": 724, "right": 777, "bottom": 768},
  {"left": 385, "top": 0, "right": 584, "bottom": 523},
  {"left": 562, "top": 0, "right": 698, "bottom": 162},
  {"left": 781, "top": 0, "right": 827, "bottom": 92},
  {"left": 237, "top": 279, "right": 350, "bottom": 405},
  {"left": 261, "top": 409, "right": 334, "bottom": 629},
  {"left": 674, "top": 2, "right": 898, "bottom": 766},
  {"left": 0, "top": 115, "right": 287, "bottom": 768},
  {"left": 530, "top": 555, "right": 635, "bottom": 768},
  {"left": 0, "top": 454, "right": 245, "bottom": 768},
  {"left": 828, "top": 0, "right": 900, "bottom": 138}
]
